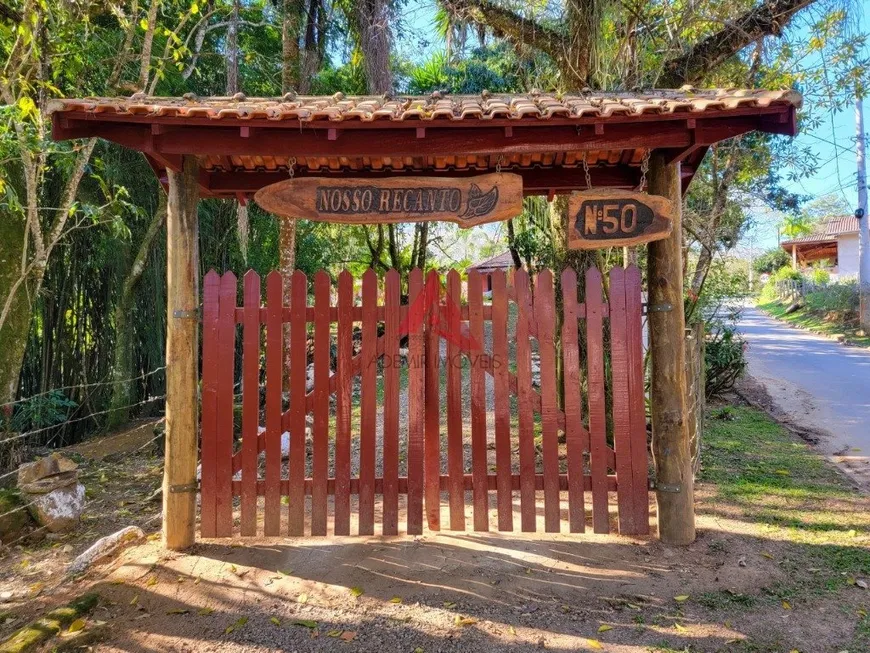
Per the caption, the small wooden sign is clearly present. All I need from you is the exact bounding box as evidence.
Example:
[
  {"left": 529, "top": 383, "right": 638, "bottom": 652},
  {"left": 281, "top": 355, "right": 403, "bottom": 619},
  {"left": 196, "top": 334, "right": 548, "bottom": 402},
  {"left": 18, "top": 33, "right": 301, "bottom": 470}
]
[
  {"left": 254, "top": 173, "right": 523, "bottom": 228},
  {"left": 568, "top": 189, "right": 673, "bottom": 249}
]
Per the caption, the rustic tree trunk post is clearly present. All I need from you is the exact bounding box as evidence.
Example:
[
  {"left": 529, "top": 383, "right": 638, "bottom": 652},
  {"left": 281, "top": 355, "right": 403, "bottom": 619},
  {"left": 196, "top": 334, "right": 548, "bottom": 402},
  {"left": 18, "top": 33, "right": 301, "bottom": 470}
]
[
  {"left": 647, "top": 152, "right": 695, "bottom": 545},
  {"left": 162, "top": 156, "right": 201, "bottom": 550},
  {"left": 792, "top": 244, "right": 797, "bottom": 269}
]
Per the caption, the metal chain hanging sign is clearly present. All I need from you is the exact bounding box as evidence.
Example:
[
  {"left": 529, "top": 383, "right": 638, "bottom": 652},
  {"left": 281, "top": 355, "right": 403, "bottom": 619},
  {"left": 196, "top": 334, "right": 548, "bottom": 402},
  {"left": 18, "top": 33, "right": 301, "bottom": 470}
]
[
  {"left": 255, "top": 172, "right": 523, "bottom": 228},
  {"left": 568, "top": 152, "right": 673, "bottom": 249}
]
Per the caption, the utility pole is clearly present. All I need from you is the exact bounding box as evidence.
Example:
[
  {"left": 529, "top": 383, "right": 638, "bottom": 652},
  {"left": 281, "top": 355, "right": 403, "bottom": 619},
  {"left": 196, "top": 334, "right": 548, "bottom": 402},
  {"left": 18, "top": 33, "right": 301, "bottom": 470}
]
[{"left": 857, "top": 95, "right": 870, "bottom": 332}]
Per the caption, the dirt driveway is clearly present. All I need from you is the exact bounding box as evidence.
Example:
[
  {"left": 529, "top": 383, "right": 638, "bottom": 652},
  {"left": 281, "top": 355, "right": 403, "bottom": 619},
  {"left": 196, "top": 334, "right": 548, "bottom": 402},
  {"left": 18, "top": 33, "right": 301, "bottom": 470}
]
[{"left": 3, "top": 405, "right": 869, "bottom": 652}]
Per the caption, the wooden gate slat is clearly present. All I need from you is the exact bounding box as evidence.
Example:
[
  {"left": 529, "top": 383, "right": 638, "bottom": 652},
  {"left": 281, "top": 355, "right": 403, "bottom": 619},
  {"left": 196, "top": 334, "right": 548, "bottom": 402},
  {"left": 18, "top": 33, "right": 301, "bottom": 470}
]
[
  {"left": 200, "top": 270, "right": 220, "bottom": 538},
  {"left": 445, "top": 269, "right": 465, "bottom": 531},
  {"left": 264, "top": 271, "right": 283, "bottom": 536},
  {"left": 215, "top": 271, "right": 237, "bottom": 537},
  {"left": 560, "top": 269, "right": 585, "bottom": 533},
  {"left": 468, "top": 269, "right": 489, "bottom": 531},
  {"left": 334, "top": 271, "right": 353, "bottom": 536},
  {"left": 535, "top": 270, "right": 560, "bottom": 533},
  {"left": 288, "top": 271, "right": 308, "bottom": 536},
  {"left": 241, "top": 271, "right": 261, "bottom": 536},
  {"left": 490, "top": 270, "right": 513, "bottom": 532},
  {"left": 382, "top": 269, "right": 401, "bottom": 535},
  {"left": 626, "top": 264, "right": 650, "bottom": 534},
  {"left": 608, "top": 266, "right": 636, "bottom": 535},
  {"left": 359, "top": 269, "right": 378, "bottom": 536},
  {"left": 514, "top": 269, "right": 536, "bottom": 532},
  {"left": 585, "top": 267, "right": 610, "bottom": 534},
  {"left": 424, "top": 269, "right": 441, "bottom": 531},
  {"left": 406, "top": 268, "right": 425, "bottom": 535},
  {"left": 312, "top": 271, "right": 331, "bottom": 535}
]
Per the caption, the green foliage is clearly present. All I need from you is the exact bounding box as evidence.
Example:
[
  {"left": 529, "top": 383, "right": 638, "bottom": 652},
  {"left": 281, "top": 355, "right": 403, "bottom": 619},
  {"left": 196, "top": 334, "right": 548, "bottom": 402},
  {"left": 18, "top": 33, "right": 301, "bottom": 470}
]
[
  {"left": 11, "top": 390, "right": 78, "bottom": 433},
  {"left": 780, "top": 214, "right": 815, "bottom": 238},
  {"left": 809, "top": 267, "right": 830, "bottom": 286},
  {"left": 805, "top": 281, "right": 859, "bottom": 313},
  {"left": 509, "top": 197, "right": 555, "bottom": 271},
  {"left": 753, "top": 248, "right": 790, "bottom": 275},
  {"left": 772, "top": 266, "right": 802, "bottom": 282},
  {"left": 704, "top": 324, "right": 747, "bottom": 399},
  {"left": 406, "top": 44, "right": 555, "bottom": 94}
]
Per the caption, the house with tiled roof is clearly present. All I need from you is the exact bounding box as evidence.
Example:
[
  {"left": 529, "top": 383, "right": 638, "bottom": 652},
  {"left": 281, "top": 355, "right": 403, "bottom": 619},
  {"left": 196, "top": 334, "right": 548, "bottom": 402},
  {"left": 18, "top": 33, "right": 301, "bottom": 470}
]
[
  {"left": 468, "top": 251, "right": 518, "bottom": 291},
  {"left": 781, "top": 216, "right": 859, "bottom": 278}
]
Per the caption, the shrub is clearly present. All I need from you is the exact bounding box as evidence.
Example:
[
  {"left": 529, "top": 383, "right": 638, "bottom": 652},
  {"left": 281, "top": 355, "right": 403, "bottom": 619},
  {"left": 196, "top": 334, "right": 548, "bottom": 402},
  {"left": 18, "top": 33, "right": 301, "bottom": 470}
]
[
  {"left": 11, "top": 390, "right": 78, "bottom": 433},
  {"left": 810, "top": 267, "right": 830, "bottom": 286},
  {"left": 705, "top": 324, "right": 747, "bottom": 399},
  {"left": 772, "top": 265, "right": 801, "bottom": 282},
  {"left": 804, "top": 280, "right": 858, "bottom": 313},
  {"left": 753, "top": 248, "right": 790, "bottom": 274}
]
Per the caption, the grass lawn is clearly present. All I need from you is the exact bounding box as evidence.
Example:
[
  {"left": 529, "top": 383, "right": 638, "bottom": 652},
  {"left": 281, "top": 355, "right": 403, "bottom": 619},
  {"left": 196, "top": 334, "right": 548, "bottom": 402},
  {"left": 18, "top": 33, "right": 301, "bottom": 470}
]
[
  {"left": 696, "top": 404, "right": 870, "bottom": 651},
  {"left": 756, "top": 299, "right": 870, "bottom": 348}
]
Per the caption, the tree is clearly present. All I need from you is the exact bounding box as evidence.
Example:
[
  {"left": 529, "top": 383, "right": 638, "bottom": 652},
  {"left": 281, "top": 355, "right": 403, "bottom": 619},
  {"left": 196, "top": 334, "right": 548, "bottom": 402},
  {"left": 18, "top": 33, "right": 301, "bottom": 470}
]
[
  {"left": 754, "top": 248, "right": 790, "bottom": 274},
  {"left": 443, "top": 0, "right": 819, "bottom": 89}
]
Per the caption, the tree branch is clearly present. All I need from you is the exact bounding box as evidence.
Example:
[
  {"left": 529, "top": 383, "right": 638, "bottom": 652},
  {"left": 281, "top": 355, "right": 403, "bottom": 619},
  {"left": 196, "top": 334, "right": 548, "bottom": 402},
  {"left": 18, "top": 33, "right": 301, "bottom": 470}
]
[
  {"left": 443, "top": 0, "right": 566, "bottom": 64},
  {"left": 659, "top": 0, "right": 816, "bottom": 86}
]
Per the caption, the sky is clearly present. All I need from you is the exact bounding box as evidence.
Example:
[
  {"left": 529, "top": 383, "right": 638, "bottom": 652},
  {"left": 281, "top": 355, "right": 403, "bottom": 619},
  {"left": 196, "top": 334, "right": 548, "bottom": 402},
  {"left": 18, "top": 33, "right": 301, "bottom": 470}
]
[{"left": 390, "top": 1, "right": 869, "bottom": 259}]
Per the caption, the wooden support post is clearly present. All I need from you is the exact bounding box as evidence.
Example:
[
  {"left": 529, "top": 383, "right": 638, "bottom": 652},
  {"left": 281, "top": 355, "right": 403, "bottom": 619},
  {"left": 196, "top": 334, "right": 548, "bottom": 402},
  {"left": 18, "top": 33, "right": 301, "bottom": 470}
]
[
  {"left": 792, "top": 244, "right": 798, "bottom": 269},
  {"left": 647, "top": 152, "right": 695, "bottom": 545},
  {"left": 162, "top": 155, "right": 201, "bottom": 550}
]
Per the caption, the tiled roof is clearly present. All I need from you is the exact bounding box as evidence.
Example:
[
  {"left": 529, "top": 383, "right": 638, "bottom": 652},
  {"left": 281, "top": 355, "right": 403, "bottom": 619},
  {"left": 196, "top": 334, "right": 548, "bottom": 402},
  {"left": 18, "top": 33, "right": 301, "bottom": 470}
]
[
  {"left": 48, "top": 89, "right": 801, "bottom": 123},
  {"left": 782, "top": 216, "right": 859, "bottom": 245},
  {"left": 469, "top": 251, "right": 516, "bottom": 271}
]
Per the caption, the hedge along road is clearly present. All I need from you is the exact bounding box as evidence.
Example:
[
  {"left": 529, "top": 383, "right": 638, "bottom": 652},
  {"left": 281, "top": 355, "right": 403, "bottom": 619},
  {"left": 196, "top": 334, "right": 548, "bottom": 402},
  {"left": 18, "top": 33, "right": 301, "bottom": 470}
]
[{"left": 738, "top": 304, "right": 870, "bottom": 487}]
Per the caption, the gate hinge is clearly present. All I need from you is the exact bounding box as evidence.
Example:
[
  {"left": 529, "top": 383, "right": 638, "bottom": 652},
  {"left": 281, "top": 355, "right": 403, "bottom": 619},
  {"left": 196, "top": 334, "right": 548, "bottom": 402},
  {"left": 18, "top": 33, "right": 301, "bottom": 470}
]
[
  {"left": 173, "top": 309, "right": 200, "bottom": 320},
  {"left": 169, "top": 482, "right": 199, "bottom": 494},
  {"left": 643, "top": 302, "right": 673, "bottom": 315}
]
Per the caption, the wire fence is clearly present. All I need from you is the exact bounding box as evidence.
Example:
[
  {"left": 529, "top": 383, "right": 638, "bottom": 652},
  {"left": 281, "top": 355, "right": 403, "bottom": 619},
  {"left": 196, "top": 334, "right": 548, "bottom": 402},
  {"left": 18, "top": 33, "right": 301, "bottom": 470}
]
[
  {"left": 0, "top": 426, "right": 166, "bottom": 536},
  {"left": 0, "top": 394, "right": 165, "bottom": 448},
  {"left": 0, "top": 367, "right": 166, "bottom": 411}
]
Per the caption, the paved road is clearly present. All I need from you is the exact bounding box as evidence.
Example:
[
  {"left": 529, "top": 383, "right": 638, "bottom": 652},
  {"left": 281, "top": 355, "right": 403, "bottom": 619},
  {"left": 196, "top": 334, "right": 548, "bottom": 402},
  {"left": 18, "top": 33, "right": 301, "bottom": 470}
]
[{"left": 738, "top": 305, "right": 870, "bottom": 458}]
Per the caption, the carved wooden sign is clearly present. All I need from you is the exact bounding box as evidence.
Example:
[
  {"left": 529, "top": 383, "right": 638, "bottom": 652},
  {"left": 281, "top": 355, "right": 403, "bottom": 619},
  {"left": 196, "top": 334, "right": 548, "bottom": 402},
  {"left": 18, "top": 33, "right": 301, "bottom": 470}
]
[
  {"left": 254, "top": 172, "right": 523, "bottom": 228},
  {"left": 568, "top": 189, "right": 674, "bottom": 249}
]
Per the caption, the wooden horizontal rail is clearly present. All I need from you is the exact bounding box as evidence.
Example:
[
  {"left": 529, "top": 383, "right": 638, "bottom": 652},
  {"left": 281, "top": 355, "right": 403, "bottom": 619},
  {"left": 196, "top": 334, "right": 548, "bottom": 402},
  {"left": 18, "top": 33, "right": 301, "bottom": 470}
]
[
  {"left": 230, "top": 473, "right": 623, "bottom": 496},
  {"left": 232, "top": 303, "right": 603, "bottom": 323}
]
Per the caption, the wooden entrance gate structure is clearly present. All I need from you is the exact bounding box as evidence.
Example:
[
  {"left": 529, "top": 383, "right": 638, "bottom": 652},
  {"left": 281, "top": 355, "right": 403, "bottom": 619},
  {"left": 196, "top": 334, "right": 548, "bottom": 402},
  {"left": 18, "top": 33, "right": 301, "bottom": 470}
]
[
  {"left": 50, "top": 89, "right": 801, "bottom": 548},
  {"left": 200, "top": 266, "right": 649, "bottom": 537}
]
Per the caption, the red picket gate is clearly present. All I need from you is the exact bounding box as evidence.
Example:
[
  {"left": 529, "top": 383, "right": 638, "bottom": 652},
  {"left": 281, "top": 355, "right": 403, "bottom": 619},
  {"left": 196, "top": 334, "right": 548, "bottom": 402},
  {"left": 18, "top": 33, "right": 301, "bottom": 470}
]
[{"left": 199, "top": 266, "right": 649, "bottom": 538}]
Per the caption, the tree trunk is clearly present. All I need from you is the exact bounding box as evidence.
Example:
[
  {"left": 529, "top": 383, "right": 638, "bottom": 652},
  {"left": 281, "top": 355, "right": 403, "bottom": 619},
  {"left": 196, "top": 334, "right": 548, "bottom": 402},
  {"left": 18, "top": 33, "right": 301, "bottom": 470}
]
[
  {"left": 138, "top": 0, "right": 161, "bottom": 90},
  {"left": 562, "top": 0, "right": 601, "bottom": 87},
  {"left": 298, "top": 0, "right": 322, "bottom": 93},
  {"left": 0, "top": 212, "right": 30, "bottom": 407},
  {"left": 647, "top": 152, "right": 695, "bottom": 546},
  {"left": 226, "top": 0, "right": 240, "bottom": 94},
  {"left": 108, "top": 190, "right": 168, "bottom": 428},
  {"left": 282, "top": 0, "right": 302, "bottom": 93},
  {"left": 162, "top": 155, "right": 200, "bottom": 551},
  {"left": 506, "top": 219, "right": 522, "bottom": 268},
  {"left": 280, "top": 215, "right": 297, "bottom": 387},
  {"left": 388, "top": 224, "right": 400, "bottom": 270},
  {"left": 355, "top": 0, "right": 393, "bottom": 94}
]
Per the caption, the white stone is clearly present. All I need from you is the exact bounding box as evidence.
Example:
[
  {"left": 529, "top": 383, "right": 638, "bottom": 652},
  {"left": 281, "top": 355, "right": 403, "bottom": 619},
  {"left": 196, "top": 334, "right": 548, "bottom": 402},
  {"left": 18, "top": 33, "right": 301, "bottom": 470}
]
[
  {"left": 68, "top": 526, "right": 144, "bottom": 576},
  {"left": 29, "top": 483, "right": 86, "bottom": 532}
]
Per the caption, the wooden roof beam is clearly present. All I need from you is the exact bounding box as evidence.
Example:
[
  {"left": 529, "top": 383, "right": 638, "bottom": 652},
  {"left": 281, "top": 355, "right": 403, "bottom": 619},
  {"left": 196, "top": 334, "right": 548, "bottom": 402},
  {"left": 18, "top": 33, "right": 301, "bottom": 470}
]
[
  {"left": 203, "top": 165, "right": 642, "bottom": 196},
  {"left": 53, "top": 113, "right": 781, "bottom": 160}
]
